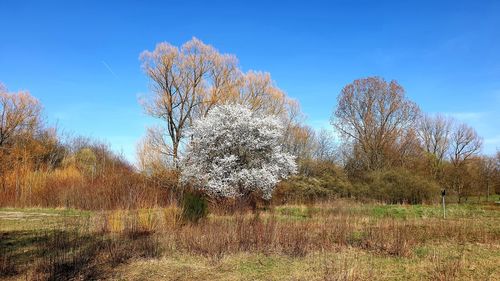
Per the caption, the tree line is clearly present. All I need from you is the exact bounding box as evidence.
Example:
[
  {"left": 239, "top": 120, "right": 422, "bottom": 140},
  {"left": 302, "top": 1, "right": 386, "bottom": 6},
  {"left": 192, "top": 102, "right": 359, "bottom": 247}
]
[{"left": 1, "top": 38, "right": 498, "bottom": 209}]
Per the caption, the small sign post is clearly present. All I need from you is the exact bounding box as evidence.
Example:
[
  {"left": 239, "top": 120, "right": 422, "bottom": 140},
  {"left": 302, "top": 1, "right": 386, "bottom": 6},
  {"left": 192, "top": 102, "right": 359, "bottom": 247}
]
[{"left": 441, "top": 189, "right": 446, "bottom": 219}]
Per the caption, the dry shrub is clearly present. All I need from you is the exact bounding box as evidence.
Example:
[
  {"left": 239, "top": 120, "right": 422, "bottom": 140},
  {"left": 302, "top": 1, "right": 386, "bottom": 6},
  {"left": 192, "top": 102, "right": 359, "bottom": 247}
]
[
  {"left": 105, "top": 238, "right": 133, "bottom": 265},
  {"left": 150, "top": 205, "right": 497, "bottom": 261},
  {"left": 321, "top": 254, "right": 369, "bottom": 281},
  {"left": 105, "top": 233, "right": 163, "bottom": 262},
  {"left": 3, "top": 201, "right": 498, "bottom": 280},
  {"left": 163, "top": 206, "right": 182, "bottom": 229},
  {"left": 1, "top": 166, "right": 169, "bottom": 210},
  {"left": 356, "top": 220, "right": 415, "bottom": 257},
  {"left": 0, "top": 141, "right": 169, "bottom": 210},
  {"left": 426, "top": 249, "right": 465, "bottom": 281},
  {"left": 167, "top": 213, "right": 413, "bottom": 259},
  {"left": 396, "top": 218, "right": 496, "bottom": 245},
  {"left": 98, "top": 210, "right": 126, "bottom": 233},
  {"left": 59, "top": 200, "right": 497, "bottom": 267},
  {"left": 122, "top": 210, "right": 160, "bottom": 238},
  {"left": 175, "top": 219, "right": 233, "bottom": 263}
]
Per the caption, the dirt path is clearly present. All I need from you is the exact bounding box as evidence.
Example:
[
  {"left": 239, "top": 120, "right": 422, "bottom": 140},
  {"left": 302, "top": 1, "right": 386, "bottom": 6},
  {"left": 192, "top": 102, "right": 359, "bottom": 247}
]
[{"left": 0, "top": 211, "right": 60, "bottom": 220}]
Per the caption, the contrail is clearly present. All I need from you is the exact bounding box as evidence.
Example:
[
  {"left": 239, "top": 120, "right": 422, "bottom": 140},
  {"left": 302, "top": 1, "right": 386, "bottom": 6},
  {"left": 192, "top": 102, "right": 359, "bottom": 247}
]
[{"left": 102, "top": 61, "right": 119, "bottom": 78}]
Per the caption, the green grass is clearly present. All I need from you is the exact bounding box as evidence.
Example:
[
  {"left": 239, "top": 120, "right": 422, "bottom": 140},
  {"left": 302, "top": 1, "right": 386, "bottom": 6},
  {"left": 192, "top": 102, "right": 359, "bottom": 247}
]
[
  {"left": 0, "top": 207, "right": 93, "bottom": 232},
  {"left": 0, "top": 207, "right": 92, "bottom": 216},
  {"left": 274, "top": 201, "right": 499, "bottom": 220},
  {"left": 274, "top": 205, "right": 314, "bottom": 219},
  {"left": 369, "top": 203, "right": 497, "bottom": 219}
]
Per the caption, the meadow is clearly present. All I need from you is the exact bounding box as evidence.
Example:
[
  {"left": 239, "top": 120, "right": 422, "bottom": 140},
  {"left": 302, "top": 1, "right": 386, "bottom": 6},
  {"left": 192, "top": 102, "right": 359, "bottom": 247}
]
[
  {"left": 2, "top": 2, "right": 500, "bottom": 281},
  {"left": 1, "top": 199, "right": 498, "bottom": 281}
]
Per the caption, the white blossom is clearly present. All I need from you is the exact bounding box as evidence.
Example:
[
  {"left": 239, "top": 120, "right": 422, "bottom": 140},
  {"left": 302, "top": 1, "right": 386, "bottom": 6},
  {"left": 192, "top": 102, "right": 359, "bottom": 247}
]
[{"left": 180, "top": 104, "right": 297, "bottom": 200}]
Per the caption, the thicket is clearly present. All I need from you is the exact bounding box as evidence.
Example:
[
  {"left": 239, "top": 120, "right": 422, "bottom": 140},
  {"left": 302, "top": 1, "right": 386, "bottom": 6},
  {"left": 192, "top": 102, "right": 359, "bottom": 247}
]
[
  {"left": 361, "top": 168, "right": 439, "bottom": 204},
  {"left": 0, "top": 135, "right": 168, "bottom": 209},
  {"left": 274, "top": 160, "right": 353, "bottom": 203}
]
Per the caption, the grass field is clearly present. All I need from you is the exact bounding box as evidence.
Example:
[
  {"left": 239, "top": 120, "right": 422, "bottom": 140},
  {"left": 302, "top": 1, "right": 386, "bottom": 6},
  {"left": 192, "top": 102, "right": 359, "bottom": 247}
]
[{"left": 1, "top": 200, "right": 499, "bottom": 280}]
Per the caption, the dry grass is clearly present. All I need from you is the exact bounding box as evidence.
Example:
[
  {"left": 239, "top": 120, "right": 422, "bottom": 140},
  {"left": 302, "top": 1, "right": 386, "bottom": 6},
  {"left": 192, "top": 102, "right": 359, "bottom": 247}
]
[
  {"left": 111, "top": 244, "right": 499, "bottom": 281},
  {"left": 0, "top": 200, "right": 499, "bottom": 280}
]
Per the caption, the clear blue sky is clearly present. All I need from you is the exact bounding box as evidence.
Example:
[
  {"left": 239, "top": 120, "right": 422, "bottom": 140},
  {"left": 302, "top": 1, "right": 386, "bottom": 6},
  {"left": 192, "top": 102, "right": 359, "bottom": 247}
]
[{"left": 1, "top": 0, "right": 499, "bottom": 162}]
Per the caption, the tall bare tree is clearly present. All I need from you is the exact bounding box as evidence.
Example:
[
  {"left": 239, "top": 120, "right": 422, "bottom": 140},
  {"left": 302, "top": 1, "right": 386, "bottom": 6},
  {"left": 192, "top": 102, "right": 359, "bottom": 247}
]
[
  {"left": 331, "top": 77, "right": 420, "bottom": 170},
  {"left": 0, "top": 85, "right": 42, "bottom": 148},
  {"left": 285, "top": 124, "right": 316, "bottom": 160},
  {"left": 477, "top": 155, "right": 498, "bottom": 201},
  {"left": 237, "top": 71, "right": 289, "bottom": 116},
  {"left": 447, "top": 122, "right": 482, "bottom": 202},
  {"left": 313, "top": 128, "right": 337, "bottom": 162},
  {"left": 0, "top": 84, "right": 43, "bottom": 198},
  {"left": 140, "top": 38, "right": 240, "bottom": 165},
  {"left": 140, "top": 38, "right": 304, "bottom": 168},
  {"left": 418, "top": 114, "right": 453, "bottom": 178},
  {"left": 449, "top": 122, "right": 482, "bottom": 166},
  {"left": 392, "top": 128, "right": 423, "bottom": 169}
]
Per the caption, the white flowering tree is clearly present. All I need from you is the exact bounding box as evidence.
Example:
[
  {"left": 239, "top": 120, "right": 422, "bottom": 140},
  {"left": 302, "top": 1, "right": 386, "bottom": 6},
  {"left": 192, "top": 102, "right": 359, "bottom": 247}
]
[{"left": 181, "top": 104, "right": 297, "bottom": 200}]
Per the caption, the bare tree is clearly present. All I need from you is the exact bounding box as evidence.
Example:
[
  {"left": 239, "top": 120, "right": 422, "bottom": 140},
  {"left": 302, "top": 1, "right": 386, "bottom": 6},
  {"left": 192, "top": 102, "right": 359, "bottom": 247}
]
[
  {"left": 140, "top": 38, "right": 240, "bottom": 165},
  {"left": 449, "top": 122, "right": 482, "bottom": 166},
  {"left": 331, "top": 77, "right": 420, "bottom": 170},
  {"left": 477, "top": 155, "right": 498, "bottom": 202},
  {"left": 418, "top": 114, "right": 453, "bottom": 178},
  {"left": 0, "top": 85, "right": 42, "bottom": 147},
  {"left": 284, "top": 124, "right": 316, "bottom": 160},
  {"left": 0, "top": 84, "right": 43, "bottom": 197},
  {"left": 419, "top": 114, "right": 452, "bottom": 161},
  {"left": 140, "top": 38, "right": 303, "bottom": 168},
  {"left": 447, "top": 122, "right": 482, "bottom": 202},
  {"left": 392, "top": 128, "right": 423, "bottom": 169},
  {"left": 313, "top": 128, "right": 337, "bottom": 162},
  {"left": 237, "top": 71, "right": 288, "bottom": 116}
]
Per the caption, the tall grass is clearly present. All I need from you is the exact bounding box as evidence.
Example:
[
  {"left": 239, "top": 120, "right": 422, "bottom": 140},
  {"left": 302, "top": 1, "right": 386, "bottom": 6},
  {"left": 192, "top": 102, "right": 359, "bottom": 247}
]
[{"left": 1, "top": 201, "right": 498, "bottom": 280}]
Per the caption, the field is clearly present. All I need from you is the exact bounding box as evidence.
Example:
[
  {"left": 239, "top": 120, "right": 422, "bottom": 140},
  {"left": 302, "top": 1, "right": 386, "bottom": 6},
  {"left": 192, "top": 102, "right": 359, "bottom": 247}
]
[{"left": 1, "top": 200, "right": 499, "bottom": 281}]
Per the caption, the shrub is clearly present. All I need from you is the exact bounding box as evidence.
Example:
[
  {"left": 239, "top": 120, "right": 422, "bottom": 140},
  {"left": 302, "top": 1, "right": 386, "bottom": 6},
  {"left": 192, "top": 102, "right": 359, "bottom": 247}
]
[
  {"left": 365, "top": 168, "right": 439, "bottom": 204},
  {"left": 274, "top": 176, "right": 332, "bottom": 203},
  {"left": 274, "top": 160, "right": 353, "bottom": 203},
  {"left": 181, "top": 191, "right": 208, "bottom": 223},
  {"left": 308, "top": 160, "right": 353, "bottom": 197}
]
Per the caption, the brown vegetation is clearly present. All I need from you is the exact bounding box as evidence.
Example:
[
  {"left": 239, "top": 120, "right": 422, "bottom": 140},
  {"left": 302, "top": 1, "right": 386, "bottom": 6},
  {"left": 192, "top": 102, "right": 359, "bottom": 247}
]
[{"left": 1, "top": 201, "right": 498, "bottom": 280}]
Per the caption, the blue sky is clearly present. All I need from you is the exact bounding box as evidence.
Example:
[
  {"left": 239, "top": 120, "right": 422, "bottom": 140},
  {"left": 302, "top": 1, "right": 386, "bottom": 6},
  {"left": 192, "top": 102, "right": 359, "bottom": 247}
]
[{"left": 1, "top": 0, "right": 499, "bottom": 162}]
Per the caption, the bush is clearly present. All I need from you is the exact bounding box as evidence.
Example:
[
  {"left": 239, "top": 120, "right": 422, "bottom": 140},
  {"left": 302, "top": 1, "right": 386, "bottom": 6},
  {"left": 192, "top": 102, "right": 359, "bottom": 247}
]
[
  {"left": 274, "top": 176, "right": 333, "bottom": 203},
  {"left": 274, "top": 160, "right": 353, "bottom": 203},
  {"left": 365, "top": 168, "right": 439, "bottom": 204},
  {"left": 181, "top": 191, "right": 208, "bottom": 223}
]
